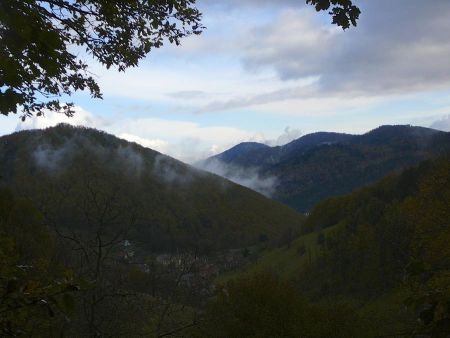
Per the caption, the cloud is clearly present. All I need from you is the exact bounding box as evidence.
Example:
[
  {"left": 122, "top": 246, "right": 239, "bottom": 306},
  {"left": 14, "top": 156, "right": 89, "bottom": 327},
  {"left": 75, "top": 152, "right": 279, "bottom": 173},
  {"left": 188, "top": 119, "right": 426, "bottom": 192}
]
[
  {"left": 183, "top": 1, "right": 450, "bottom": 114},
  {"left": 194, "top": 82, "right": 385, "bottom": 116},
  {"left": 165, "top": 90, "right": 209, "bottom": 100},
  {"left": 33, "top": 135, "right": 146, "bottom": 181},
  {"left": 79, "top": 0, "right": 450, "bottom": 117},
  {"left": 195, "top": 80, "right": 318, "bottom": 113},
  {"left": 194, "top": 125, "right": 306, "bottom": 195},
  {"left": 152, "top": 154, "right": 197, "bottom": 185},
  {"left": 240, "top": 1, "right": 450, "bottom": 97},
  {"left": 16, "top": 107, "right": 105, "bottom": 131},
  {"left": 430, "top": 114, "right": 450, "bottom": 132},
  {"left": 266, "top": 126, "right": 302, "bottom": 146},
  {"left": 5, "top": 0, "right": 450, "bottom": 164},
  {"left": 105, "top": 117, "right": 268, "bottom": 163},
  {"left": 4, "top": 107, "right": 271, "bottom": 164},
  {"left": 197, "top": 158, "right": 277, "bottom": 197},
  {"left": 33, "top": 143, "right": 74, "bottom": 172},
  {"left": 12, "top": 109, "right": 267, "bottom": 164},
  {"left": 118, "top": 133, "right": 169, "bottom": 154}
]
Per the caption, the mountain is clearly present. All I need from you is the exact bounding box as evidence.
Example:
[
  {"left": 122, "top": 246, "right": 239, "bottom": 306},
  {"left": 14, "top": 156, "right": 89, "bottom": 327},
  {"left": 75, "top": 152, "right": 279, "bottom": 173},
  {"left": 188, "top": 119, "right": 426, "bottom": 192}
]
[
  {"left": 213, "top": 142, "right": 271, "bottom": 165},
  {"left": 0, "top": 124, "right": 304, "bottom": 253},
  {"left": 200, "top": 125, "right": 450, "bottom": 212},
  {"left": 201, "top": 132, "right": 352, "bottom": 168}
]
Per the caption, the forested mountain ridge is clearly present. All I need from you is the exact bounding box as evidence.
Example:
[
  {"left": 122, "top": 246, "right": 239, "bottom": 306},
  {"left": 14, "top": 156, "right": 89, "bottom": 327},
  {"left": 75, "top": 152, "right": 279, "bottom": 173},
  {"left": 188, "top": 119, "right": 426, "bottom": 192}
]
[
  {"left": 0, "top": 124, "right": 304, "bottom": 253},
  {"left": 201, "top": 131, "right": 353, "bottom": 168},
  {"left": 200, "top": 125, "right": 450, "bottom": 211}
]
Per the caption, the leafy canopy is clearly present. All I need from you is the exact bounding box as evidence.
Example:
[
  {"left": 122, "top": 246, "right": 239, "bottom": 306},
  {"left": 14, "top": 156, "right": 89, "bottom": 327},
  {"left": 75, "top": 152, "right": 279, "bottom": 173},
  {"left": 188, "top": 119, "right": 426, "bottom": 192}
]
[
  {"left": 0, "top": 0, "right": 203, "bottom": 120},
  {"left": 306, "top": 0, "right": 361, "bottom": 29},
  {"left": 0, "top": 0, "right": 359, "bottom": 120}
]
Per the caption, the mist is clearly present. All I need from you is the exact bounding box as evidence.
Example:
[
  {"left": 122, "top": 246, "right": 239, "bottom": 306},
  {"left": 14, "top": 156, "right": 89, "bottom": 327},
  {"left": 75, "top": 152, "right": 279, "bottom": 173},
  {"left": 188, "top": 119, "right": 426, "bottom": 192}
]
[
  {"left": 196, "top": 158, "right": 277, "bottom": 197},
  {"left": 32, "top": 128, "right": 145, "bottom": 178}
]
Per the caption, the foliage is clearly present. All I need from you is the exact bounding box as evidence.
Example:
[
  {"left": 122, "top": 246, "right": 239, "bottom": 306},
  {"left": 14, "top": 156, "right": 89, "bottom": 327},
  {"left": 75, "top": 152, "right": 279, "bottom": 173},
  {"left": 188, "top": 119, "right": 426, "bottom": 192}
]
[
  {"left": 194, "top": 272, "right": 362, "bottom": 337},
  {"left": 0, "top": 187, "right": 202, "bottom": 337},
  {"left": 297, "top": 159, "right": 450, "bottom": 300},
  {"left": 402, "top": 159, "right": 450, "bottom": 336},
  {"left": 306, "top": 0, "right": 361, "bottom": 29},
  {"left": 0, "top": 0, "right": 203, "bottom": 119},
  {"left": 0, "top": 189, "right": 79, "bottom": 336}
]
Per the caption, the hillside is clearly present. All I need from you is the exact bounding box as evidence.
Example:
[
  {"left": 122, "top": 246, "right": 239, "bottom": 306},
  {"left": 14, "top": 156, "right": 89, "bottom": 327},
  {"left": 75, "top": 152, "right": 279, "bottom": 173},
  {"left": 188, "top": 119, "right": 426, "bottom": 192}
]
[
  {"left": 200, "top": 125, "right": 450, "bottom": 211},
  {"left": 223, "top": 156, "right": 450, "bottom": 336},
  {"left": 0, "top": 124, "right": 304, "bottom": 253}
]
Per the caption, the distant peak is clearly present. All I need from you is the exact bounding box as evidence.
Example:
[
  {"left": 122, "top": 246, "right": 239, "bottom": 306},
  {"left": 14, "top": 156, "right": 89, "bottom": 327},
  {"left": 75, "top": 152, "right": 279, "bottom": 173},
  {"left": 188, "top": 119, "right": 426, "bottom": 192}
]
[
  {"left": 282, "top": 131, "right": 354, "bottom": 150},
  {"left": 366, "top": 124, "right": 436, "bottom": 134},
  {"left": 230, "top": 142, "right": 269, "bottom": 150}
]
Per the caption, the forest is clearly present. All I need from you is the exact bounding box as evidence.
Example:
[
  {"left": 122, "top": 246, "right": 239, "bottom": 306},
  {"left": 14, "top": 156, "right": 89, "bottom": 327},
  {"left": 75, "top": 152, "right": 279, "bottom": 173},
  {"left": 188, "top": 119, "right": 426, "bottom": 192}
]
[
  {"left": 2, "top": 1, "right": 450, "bottom": 337},
  {"left": 1, "top": 125, "right": 449, "bottom": 337}
]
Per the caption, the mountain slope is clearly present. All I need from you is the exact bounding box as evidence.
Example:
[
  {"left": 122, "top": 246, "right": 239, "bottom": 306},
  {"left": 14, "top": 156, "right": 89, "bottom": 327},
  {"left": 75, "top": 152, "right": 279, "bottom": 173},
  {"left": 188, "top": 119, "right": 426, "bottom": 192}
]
[
  {"left": 0, "top": 124, "right": 304, "bottom": 253},
  {"left": 224, "top": 156, "right": 450, "bottom": 336},
  {"left": 200, "top": 125, "right": 450, "bottom": 211}
]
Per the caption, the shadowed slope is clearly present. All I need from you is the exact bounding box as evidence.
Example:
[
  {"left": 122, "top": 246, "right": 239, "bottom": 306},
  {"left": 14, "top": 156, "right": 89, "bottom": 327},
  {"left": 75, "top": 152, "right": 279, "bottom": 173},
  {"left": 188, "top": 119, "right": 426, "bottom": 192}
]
[{"left": 0, "top": 124, "right": 304, "bottom": 253}]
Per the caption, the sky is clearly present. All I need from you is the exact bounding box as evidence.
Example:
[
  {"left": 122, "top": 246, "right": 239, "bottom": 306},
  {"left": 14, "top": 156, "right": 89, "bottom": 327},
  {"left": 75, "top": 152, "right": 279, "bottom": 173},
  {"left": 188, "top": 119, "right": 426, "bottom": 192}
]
[{"left": 2, "top": 0, "right": 450, "bottom": 163}]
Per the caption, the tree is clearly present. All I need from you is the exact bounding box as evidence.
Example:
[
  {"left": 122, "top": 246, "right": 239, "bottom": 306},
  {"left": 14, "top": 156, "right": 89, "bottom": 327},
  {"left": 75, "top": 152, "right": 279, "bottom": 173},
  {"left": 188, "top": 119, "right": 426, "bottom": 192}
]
[
  {"left": 193, "top": 272, "right": 362, "bottom": 337},
  {"left": 403, "top": 159, "right": 450, "bottom": 337},
  {"left": 306, "top": 0, "right": 361, "bottom": 29},
  {"left": 0, "top": 1, "right": 360, "bottom": 120},
  {"left": 0, "top": 189, "right": 80, "bottom": 336},
  {"left": 0, "top": 0, "right": 203, "bottom": 119}
]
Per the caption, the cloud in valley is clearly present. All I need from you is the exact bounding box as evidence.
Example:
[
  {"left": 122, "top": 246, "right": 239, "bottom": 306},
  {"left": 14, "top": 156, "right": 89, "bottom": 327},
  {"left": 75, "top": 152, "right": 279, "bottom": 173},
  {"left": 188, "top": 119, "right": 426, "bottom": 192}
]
[{"left": 197, "top": 159, "right": 277, "bottom": 197}]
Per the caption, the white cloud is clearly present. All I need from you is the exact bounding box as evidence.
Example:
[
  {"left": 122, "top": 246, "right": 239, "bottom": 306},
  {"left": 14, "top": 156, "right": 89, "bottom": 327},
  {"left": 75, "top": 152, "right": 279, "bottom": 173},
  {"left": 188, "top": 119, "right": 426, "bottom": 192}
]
[
  {"left": 118, "top": 133, "right": 169, "bottom": 154},
  {"left": 2, "top": 107, "right": 271, "bottom": 164},
  {"left": 7, "top": 107, "right": 272, "bottom": 163},
  {"left": 266, "top": 126, "right": 302, "bottom": 146},
  {"left": 241, "top": 1, "right": 450, "bottom": 97},
  {"left": 83, "top": 1, "right": 450, "bottom": 117},
  {"left": 196, "top": 158, "right": 278, "bottom": 197},
  {"left": 16, "top": 107, "right": 105, "bottom": 131},
  {"left": 106, "top": 117, "right": 267, "bottom": 162},
  {"left": 9, "top": 107, "right": 312, "bottom": 164},
  {"left": 430, "top": 114, "right": 450, "bottom": 132}
]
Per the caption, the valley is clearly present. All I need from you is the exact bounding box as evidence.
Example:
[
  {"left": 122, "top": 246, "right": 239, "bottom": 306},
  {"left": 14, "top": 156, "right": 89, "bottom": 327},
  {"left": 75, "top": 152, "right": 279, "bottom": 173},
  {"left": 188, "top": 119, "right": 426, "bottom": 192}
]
[
  {"left": 1, "top": 124, "right": 449, "bottom": 337},
  {"left": 2, "top": 1, "right": 450, "bottom": 337}
]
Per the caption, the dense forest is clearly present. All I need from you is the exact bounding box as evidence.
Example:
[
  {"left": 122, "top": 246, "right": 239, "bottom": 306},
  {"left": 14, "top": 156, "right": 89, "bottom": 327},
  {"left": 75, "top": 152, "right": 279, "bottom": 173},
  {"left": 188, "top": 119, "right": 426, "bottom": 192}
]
[
  {"left": 3, "top": 0, "right": 450, "bottom": 337},
  {"left": 219, "top": 156, "right": 450, "bottom": 337},
  {"left": 1, "top": 125, "right": 449, "bottom": 337},
  {"left": 0, "top": 125, "right": 303, "bottom": 252},
  {"left": 0, "top": 125, "right": 305, "bottom": 336}
]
